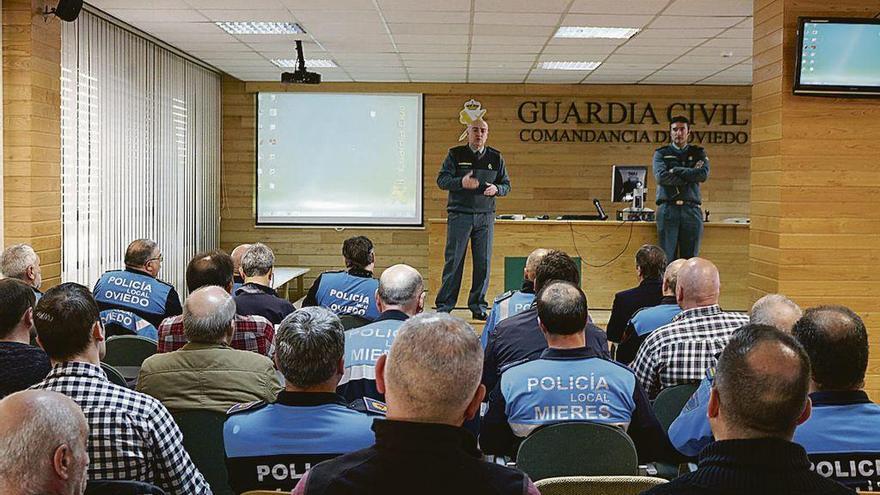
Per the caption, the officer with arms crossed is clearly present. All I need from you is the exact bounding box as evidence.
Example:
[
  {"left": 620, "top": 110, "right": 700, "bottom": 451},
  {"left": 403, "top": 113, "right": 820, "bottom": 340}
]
[
  {"left": 223, "top": 306, "right": 377, "bottom": 494},
  {"left": 93, "top": 238, "right": 182, "bottom": 332},
  {"left": 435, "top": 119, "right": 510, "bottom": 319},
  {"left": 480, "top": 280, "right": 674, "bottom": 463},
  {"left": 654, "top": 116, "right": 709, "bottom": 260},
  {"left": 303, "top": 236, "right": 380, "bottom": 322}
]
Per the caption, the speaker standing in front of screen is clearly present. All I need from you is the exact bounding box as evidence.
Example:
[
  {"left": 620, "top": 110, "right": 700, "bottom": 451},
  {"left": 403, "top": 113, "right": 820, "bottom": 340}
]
[{"left": 435, "top": 119, "right": 511, "bottom": 320}]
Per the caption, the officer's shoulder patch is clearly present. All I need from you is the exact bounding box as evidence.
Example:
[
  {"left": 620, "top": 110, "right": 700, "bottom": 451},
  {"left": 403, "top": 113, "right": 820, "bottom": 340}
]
[
  {"left": 226, "top": 400, "right": 267, "bottom": 416},
  {"left": 655, "top": 144, "right": 670, "bottom": 152},
  {"left": 499, "top": 357, "right": 531, "bottom": 375},
  {"left": 493, "top": 290, "right": 517, "bottom": 304},
  {"left": 348, "top": 397, "right": 387, "bottom": 416},
  {"left": 485, "top": 145, "right": 500, "bottom": 154}
]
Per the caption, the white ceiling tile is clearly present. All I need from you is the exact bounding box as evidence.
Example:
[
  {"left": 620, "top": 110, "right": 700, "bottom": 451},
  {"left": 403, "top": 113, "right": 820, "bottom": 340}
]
[
  {"left": 561, "top": 14, "right": 654, "bottom": 28},
  {"left": 642, "top": 77, "right": 701, "bottom": 84},
  {"left": 473, "top": 12, "right": 561, "bottom": 25},
  {"left": 569, "top": 0, "right": 667, "bottom": 15},
  {"left": 637, "top": 28, "right": 724, "bottom": 39},
  {"left": 650, "top": 16, "right": 747, "bottom": 29},
  {"left": 665, "top": 0, "right": 752, "bottom": 16},
  {"left": 279, "top": 0, "right": 375, "bottom": 8},
  {"left": 381, "top": 11, "right": 470, "bottom": 23},
  {"left": 377, "top": 0, "right": 470, "bottom": 11},
  {"left": 475, "top": 0, "right": 569, "bottom": 12},
  {"left": 472, "top": 24, "right": 556, "bottom": 37},
  {"left": 401, "top": 53, "right": 468, "bottom": 62},
  {"left": 294, "top": 10, "right": 383, "bottom": 24},
  {"left": 106, "top": 9, "right": 207, "bottom": 22},
  {"left": 393, "top": 34, "right": 467, "bottom": 45},
  {"left": 187, "top": 0, "right": 284, "bottom": 7},
  {"left": 89, "top": 0, "right": 193, "bottom": 8},
  {"left": 614, "top": 44, "right": 692, "bottom": 56},
  {"left": 388, "top": 23, "right": 470, "bottom": 35},
  {"left": 197, "top": 9, "right": 294, "bottom": 22},
  {"left": 718, "top": 28, "right": 753, "bottom": 39},
  {"left": 597, "top": 53, "right": 680, "bottom": 64},
  {"left": 469, "top": 45, "right": 548, "bottom": 54},
  {"left": 468, "top": 54, "right": 538, "bottom": 62},
  {"left": 676, "top": 54, "right": 748, "bottom": 65},
  {"left": 472, "top": 35, "right": 549, "bottom": 46},
  {"left": 396, "top": 44, "right": 468, "bottom": 53},
  {"left": 625, "top": 36, "right": 706, "bottom": 47},
  {"left": 135, "top": 22, "right": 224, "bottom": 34},
  {"left": 404, "top": 61, "right": 468, "bottom": 68},
  {"left": 688, "top": 46, "right": 750, "bottom": 58},
  {"left": 701, "top": 37, "right": 751, "bottom": 48}
]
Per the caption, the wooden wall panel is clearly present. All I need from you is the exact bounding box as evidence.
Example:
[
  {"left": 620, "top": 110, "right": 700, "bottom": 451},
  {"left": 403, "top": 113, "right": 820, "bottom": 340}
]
[
  {"left": 221, "top": 78, "right": 751, "bottom": 309},
  {"left": 2, "top": 0, "right": 62, "bottom": 287},
  {"left": 749, "top": 0, "right": 880, "bottom": 398}
]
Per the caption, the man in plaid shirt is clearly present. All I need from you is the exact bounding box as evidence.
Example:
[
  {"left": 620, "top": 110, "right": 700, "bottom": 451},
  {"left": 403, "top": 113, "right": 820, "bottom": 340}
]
[
  {"left": 157, "top": 249, "right": 274, "bottom": 356},
  {"left": 30, "top": 282, "right": 211, "bottom": 495},
  {"left": 631, "top": 257, "right": 748, "bottom": 399}
]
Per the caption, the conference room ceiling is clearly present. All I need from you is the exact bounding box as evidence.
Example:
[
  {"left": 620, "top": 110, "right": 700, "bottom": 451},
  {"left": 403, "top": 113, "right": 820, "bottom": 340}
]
[{"left": 86, "top": 0, "right": 753, "bottom": 85}]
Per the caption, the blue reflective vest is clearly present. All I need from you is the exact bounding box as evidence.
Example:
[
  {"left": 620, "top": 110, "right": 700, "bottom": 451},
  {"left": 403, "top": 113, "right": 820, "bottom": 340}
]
[
  {"left": 99, "top": 309, "right": 158, "bottom": 340},
  {"left": 631, "top": 303, "right": 682, "bottom": 337},
  {"left": 500, "top": 347, "right": 637, "bottom": 437},
  {"left": 668, "top": 366, "right": 714, "bottom": 457},
  {"left": 93, "top": 269, "right": 179, "bottom": 328},
  {"left": 337, "top": 310, "right": 408, "bottom": 403},
  {"left": 482, "top": 288, "right": 534, "bottom": 349},
  {"left": 315, "top": 271, "right": 380, "bottom": 321},
  {"left": 795, "top": 390, "right": 880, "bottom": 491},
  {"left": 224, "top": 392, "right": 377, "bottom": 493}
]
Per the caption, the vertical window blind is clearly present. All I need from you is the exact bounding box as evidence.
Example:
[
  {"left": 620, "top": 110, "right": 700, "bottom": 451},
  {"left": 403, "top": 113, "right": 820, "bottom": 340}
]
[{"left": 61, "top": 10, "right": 220, "bottom": 295}]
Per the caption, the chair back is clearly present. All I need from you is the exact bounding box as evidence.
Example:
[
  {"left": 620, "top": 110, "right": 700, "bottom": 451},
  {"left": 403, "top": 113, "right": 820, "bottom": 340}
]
[
  {"left": 172, "top": 410, "right": 233, "bottom": 495},
  {"left": 85, "top": 480, "right": 166, "bottom": 494},
  {"left": 103, "top": 335, "right": 157, "bottom": 368},
  {"left": 534, "top": 475, "right": 667, "bottom": 495},
  {"left": 339, "top": 314, "right": 371, "bottom": 330},
  {"left": 100, "top": 363, "right": 129, "bottom": 388},
  {"left": 652, "top": 383, "right": 700, "bottom": 432},
  {"left": 516, "top": 422, "right": 639, "bottom": 482}
]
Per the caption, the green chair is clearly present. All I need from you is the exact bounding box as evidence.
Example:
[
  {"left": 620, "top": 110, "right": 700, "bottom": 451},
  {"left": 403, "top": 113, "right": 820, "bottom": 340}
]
[
  {"left": 534, "top": 475, "right": 667, "bottom": 495},
  {"left": 504, "top": 256, "right": 583, "bottom": 292},
  {"left": 172, "top": 410, "right": 233, "bottom": 495},
  {"left": 516, "top": 422, "right": 639, "bottom": 482},
  {"left": 100, "top": 363, "right": 129, "bottom": 388},
  {"left": 103, "top": 335, "right": 157, "bottom": 367},
  {"left": 652, "top": 383, "right": 700, "bottom": 433}
]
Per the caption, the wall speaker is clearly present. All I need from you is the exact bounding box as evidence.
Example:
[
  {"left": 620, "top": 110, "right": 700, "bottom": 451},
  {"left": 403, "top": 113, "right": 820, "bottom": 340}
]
[{"left": 45, "top": 0, "right": 83, "bottom": 22}]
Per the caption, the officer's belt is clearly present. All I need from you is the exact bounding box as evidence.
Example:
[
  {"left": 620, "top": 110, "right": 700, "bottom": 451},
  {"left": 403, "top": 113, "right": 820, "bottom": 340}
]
[{"left": 659, "top": 199, "right": 701, "bottom": 206}]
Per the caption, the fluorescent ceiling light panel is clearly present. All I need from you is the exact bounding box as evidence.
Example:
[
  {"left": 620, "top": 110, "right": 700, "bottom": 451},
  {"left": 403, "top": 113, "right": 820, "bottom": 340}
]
[
  {"left": 215, "top": 21, "right": 305, "bottom": 35},
  {"left": 555, "top": 26, "right": 640, "bottom": 39},
  {"left": 540, "top": 61, "right": 601, "bottom": 71},
  {"left": 271, "top": 59, "right": 337, "bottom": 68}
]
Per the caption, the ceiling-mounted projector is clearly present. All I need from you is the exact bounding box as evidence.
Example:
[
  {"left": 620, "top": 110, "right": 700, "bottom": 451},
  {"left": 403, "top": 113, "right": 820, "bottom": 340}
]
[{"left": 281, "top": 40, "right": 321, "bottom": 85}]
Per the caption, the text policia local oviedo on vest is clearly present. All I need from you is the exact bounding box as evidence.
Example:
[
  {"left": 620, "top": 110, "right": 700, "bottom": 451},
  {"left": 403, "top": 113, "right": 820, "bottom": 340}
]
[{"left": 516, "top": 100, "right": 750, "bottom": 145}]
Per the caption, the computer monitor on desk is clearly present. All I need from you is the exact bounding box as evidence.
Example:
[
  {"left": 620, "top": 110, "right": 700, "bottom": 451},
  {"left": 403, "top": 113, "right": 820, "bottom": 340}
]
[{"left": 612, "top": 165, "right": 654, "bottom": 221}]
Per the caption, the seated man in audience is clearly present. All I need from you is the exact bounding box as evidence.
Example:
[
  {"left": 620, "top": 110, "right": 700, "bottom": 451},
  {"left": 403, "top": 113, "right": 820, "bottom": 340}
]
[
  {"left": 0, "top": 390, "right": 90, "bottom": 495},
  {"left": 138, "top": 285, "right": 280, "bottom": 413},
  {"left": 481, "top": 248, "right": 548, "bottom": 349},
  {"left": 234, "top": 243, "right": 295, "bottom": 324},
  {"left": 643, "top": 324, "right": 851, "bottom": 495},
  {"left": 230, "top": 243, "right": 251, "bottom": 292},
  {"left": 0, "top": 243, "right": 43, "bottom": 301},
  {"left": 631, "top": 257, "right": 748, "bottom": 399},
  {"left": 668, "top": 293, "right": 802, "bottom": 456},
  {"left": 337, "top": 264, "right": 424, "bottom": 404},
  {"left": 616, "top": 258, "right": 686, "bottom": 365},
  {"left": 481, "top": 281, "right": 675, "bottom": 462},
  {"left": 606, "top": 244, "right": 666, "bottom": 343},
  {"left": 224, "top": 307, "right": 376, "bottom": 494},
  {"left": 30, "top": 283, "right": 210, "bottom": 495},
  {"left": 158, "top": 249, "right": 275, "bottom": 356},
  {"left": 93, "top": 238, "right": 182, "bottom": 330},
  {"left": 294, "top": 313, "right": 539, "bottom": 495},
  {"left": 483, "top": 250, "right": 609, "bottom": 393},
  {"left": 303, "top": 236, "right": 380, "bottom": 321},
  {"left": 0, "top": 279, "right": 50, "bottom": 398},
  {"left": 790, "top": 305, "right": 880, "bottom": 490}
]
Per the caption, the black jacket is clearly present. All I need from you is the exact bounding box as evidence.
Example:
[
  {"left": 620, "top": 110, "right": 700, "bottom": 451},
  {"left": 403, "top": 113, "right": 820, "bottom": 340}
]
[
  {"left": 233, "top": 282, "right": 295, "bottom": 324},
  {"left": 606, "top": 278, "right": 663, "bottom": 343}
]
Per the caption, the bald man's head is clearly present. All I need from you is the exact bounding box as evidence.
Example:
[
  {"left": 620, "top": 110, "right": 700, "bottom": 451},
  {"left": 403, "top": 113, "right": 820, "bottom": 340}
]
[
  {"left": 0, "top": 390, "right": 89, "bottom": 495},
  {"left": 675, "top": 257, "right": 720, "bottom": 309},
  {"left": 230, "top": 244, "right": 252, "bottom": 278},
  {"left": 793, "top": 305, "right": 868, "bottom": 392},
  {"left": 377, "top": 264, "right": 424, "bottom": 315},
  {"left": 750, "top": 294, "right": 802, "bottom": 333},
  {"left": 524, "top": 248, "right": 550, "bottom": 282},
  {"left": 182, "top": 285, "right": 236, "bottom": 343}
]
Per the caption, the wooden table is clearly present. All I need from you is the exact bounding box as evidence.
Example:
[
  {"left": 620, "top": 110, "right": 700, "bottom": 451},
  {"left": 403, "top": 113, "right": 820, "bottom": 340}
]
[
  {"left": 428, "top": 219, "right": 750, "bottom": 311},
  {"left": 273, "top": 267, "right": 310, "bottom": 302}
]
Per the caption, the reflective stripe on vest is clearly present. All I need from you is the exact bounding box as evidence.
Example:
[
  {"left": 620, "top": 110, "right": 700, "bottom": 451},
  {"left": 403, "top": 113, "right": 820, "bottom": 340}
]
[{"left": 315, "top": 272, "right": 380, "bottom": 320}]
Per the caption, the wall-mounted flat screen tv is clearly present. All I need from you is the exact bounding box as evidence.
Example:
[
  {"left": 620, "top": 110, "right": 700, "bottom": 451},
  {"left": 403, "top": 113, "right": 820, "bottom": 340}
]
[{"left": 794, "top": 17, "right": 880, "bottom": 97}]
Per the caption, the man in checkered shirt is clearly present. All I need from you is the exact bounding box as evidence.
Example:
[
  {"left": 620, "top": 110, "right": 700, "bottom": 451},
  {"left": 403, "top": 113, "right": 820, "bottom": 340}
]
[
  {"left": 157, "top": 249, "right": 274, "bottom": 356},
  {"left": 30, "top": 282, "right": 211, "bottom": 495},
  {"left": 631, "top": 257, "right": 749, "bottom": 399}
]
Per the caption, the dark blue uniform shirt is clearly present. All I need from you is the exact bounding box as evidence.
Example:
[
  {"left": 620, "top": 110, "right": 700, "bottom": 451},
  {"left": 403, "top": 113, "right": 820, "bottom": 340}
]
[
  {"left": 337, "top": 310, "right": 409, "bottom": 404},
  {"left": 234, "top": 282, "right": 295, "bottom": 325}
]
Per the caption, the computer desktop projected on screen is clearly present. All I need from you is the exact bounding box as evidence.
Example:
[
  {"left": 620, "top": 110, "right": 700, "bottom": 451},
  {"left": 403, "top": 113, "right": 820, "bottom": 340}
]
[{"left": 256, "top": 92, "right": 423, "bottom": 226}]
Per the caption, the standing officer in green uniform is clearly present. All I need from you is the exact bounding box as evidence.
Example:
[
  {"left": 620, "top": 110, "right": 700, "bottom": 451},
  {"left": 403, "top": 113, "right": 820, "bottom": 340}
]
[
  {"left": 436, "top": 119, "right": 510, "bottom": 319},
  {"left": 653, "top": 116, "right": 709, "bottom": 260}
]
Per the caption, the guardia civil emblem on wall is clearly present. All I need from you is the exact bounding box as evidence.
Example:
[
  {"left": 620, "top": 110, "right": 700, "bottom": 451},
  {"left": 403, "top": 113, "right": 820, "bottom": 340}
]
[{"left": 458, "top": 98, "right": 487, "bottom": 141}]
